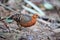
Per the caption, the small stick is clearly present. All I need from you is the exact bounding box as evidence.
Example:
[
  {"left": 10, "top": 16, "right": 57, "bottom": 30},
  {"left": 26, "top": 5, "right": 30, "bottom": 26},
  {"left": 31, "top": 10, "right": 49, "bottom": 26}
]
[
  {"left": 0, "top": 36, "right": 6, "bottom": 39},
  {"left": 0, "top": 20, "right": 11, "bottom": 32},
  {"left": 37, "top": 18, "right": 51, "bottom": 25}
]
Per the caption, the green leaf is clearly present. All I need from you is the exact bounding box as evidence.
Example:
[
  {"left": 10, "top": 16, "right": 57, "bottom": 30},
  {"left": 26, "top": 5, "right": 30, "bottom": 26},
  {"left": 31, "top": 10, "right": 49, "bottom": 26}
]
[{"left": 5, "top": 17, "right": 13, "bottom": 23}]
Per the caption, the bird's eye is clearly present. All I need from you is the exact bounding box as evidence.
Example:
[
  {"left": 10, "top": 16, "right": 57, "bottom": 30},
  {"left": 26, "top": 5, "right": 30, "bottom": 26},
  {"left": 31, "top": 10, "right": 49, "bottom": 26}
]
[{"left": 35, "top": 14, "right": 38, "bottom": 16}]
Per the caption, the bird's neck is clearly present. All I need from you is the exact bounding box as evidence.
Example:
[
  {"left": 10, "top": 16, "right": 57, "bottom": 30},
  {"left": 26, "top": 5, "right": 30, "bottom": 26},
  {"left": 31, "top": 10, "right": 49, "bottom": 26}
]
[{"left": 32, "top": 16, "right": 38, "bottom": 19}]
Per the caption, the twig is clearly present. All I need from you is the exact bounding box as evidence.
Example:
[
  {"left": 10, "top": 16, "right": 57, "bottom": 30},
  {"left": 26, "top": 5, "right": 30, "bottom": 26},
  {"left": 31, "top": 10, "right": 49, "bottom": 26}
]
[
  {"left": 0, "top": 36, "right": 6, "bottom": 39},
  {"left": 0, "top": 2, "right": 21, "bottom": 15},
  {"left": 37, "top": 18, "right": 51, "bottom": 25},
  {"left": 0, "top": 20, "right": 11, "bottom": 32},
  {"left": 24, "top": 0, "right": 45, "bottom": 16},
  {"left": 37, "top": 18, "right": 59, "bottom": 34}
]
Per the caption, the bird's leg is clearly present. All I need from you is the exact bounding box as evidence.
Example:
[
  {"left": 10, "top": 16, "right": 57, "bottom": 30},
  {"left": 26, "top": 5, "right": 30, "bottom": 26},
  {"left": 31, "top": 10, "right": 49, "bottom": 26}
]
[
  {"left": 17, "top": 25, "right": 27, "bottom": 31},
  {"left": 16, "top": 22, "right": 28, "bottom": 31},
  {"left": 16, "top": 22, "right": 22, "bottom": 31}
]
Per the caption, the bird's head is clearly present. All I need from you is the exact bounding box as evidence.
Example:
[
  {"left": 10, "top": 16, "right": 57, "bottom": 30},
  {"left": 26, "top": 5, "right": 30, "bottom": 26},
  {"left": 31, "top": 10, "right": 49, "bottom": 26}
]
[{"left": 32, "top": 14, "right": 38, "bottom": 18}]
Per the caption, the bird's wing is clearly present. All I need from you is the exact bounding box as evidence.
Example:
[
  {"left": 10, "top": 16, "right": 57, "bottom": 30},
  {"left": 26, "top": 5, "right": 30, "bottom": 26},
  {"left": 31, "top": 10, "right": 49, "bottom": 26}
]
[{"left": 20, "top": 15, "right": 32, "bottom": 23}]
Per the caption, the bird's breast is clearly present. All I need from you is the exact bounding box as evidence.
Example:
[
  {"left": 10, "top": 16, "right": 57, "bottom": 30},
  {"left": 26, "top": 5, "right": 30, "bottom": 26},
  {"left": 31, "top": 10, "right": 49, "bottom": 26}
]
[{"left": 20, "top": 15, "right": 37, "bottom": 27}]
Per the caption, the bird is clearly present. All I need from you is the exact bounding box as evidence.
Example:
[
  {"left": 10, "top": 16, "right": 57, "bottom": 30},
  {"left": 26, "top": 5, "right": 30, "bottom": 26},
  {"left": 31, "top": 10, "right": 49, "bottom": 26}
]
[{"left": 10, "top": 14, "right": 38, "bottom": 27}]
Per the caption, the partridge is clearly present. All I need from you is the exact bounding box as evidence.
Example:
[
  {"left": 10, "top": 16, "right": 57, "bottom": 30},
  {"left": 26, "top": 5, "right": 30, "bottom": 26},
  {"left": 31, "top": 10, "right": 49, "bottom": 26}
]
[{"left": 10, "top": 14, "right": 38, "bottom": 27}]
